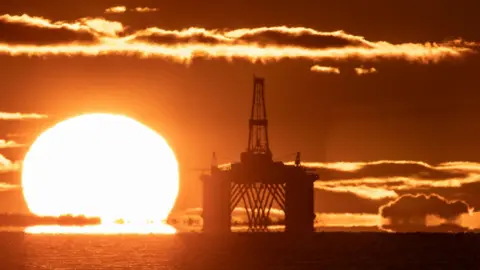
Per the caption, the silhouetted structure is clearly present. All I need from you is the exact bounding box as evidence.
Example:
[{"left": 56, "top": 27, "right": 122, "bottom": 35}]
[{"left": 201, "top": 76, "right": 319, "bottom": 233}]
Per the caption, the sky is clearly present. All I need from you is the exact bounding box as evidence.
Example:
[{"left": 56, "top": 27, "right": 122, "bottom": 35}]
[{"left": 1, "top": 0, "right": 480, "bottom": 231}]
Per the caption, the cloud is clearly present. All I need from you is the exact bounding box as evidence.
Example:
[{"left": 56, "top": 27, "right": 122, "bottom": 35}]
[
  {"left": 382, "top": 221, "right": 471, "bottom": 233},
  {"left": 355, "top": 66, "right": 377, "bottom": 75},
  {"left": 0, "top": 14, "right": 476, "bottom": 64},
  {"left": 0, "top": 154, "right": 21, "bottom": 173},
  {"left": 314, "top": 213, "right": 383, "bottom": 227},
  {"left": 0, "top": 111, "right": 48, "bottom": 120},
  {"left": 0, "top": 14, "right": 123, "bottom": 41},
  {"left": 0, "top": 15, "right": 98, "bottom": 45},
  {"left": 314, "top": 188, "right": 386, "bottom": 214},
  {"left": 317, "top": 185, "right": 399, "bottom": 200},
  {"left": 307, "top": 160, "right": 469, "bottom": 180},
  {"left": 5, "top": 133, "right": 28, "bottom": 138},
  {"left": 105, "top": 6, "right": 127, "bottom": 14},
  {"left": 458, "top": 211, "right": 480, "bottom": 230},
  {"left": 379, "top": 193, "right": 471, "bottom": 223},
  {"left": 0, "top": 182, "right": 20, "bottom": 192},
  {"left": 310, "top": 65, "right": 340, "bottom": 74},
  {"left": 0, "top": 139, "right": 25, "bottom": 149},
  {"left": 105, "top": 6, "right": 158, "bottom": 14},
  {"left": 132, "top": 7, "right": 159, "bottom": 13},
  {"left": 311, "top": 65, "right": 379, "bottom": 74}
]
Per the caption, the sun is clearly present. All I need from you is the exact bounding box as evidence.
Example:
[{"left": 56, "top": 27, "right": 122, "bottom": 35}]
[{"left": 21, "top": 113, "right": 179, "bottom": 225}]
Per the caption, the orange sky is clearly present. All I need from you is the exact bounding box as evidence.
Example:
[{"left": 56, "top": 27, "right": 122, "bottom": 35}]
[{"left": 1, "top": 0, "right": 480, "bottom": 231}]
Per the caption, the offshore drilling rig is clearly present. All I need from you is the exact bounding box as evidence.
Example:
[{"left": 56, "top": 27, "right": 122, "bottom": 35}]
[{"left": 201, "top": 76, "right": 319, "bottom": 233}]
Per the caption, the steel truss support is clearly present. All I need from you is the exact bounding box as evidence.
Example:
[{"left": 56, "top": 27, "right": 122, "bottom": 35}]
[{"left": 230, "top": 183, "right": 286, "bottom": 232}]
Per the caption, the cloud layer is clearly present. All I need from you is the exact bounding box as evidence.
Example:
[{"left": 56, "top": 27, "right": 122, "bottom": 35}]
[
  {"left": 105, "top": 6, "right": 127, "bottom": 14},
  {"left": 0, "top": 14, "right": 477, "bottom": 69},
  {"left": 172, "top": 206, "right": 479, "bottom": 232},
  {"left": 132, "top": 7, "right": 159, "bottom": 13},
  {"left": 105, "top": 6, "right": 159, "bottom": 14},
  {"left": 310, "top": 65, "right": 340, "bottom": 74},
  {"left": 355, "top": 66, "right": 377, "bottom": 75},
  {"left": 0, "top": 154, "right": 21, "bottom": 173},
  {"left": 0, "top": 182, "right": 19, "bottom": 192},
  {"left": 379, "top": 193, "right": 471, "bottom": 223},
  {"left": 0, "top": 111, "right": 48, "bottom": 120},
  {"left": 0, "top": 140, "right": 25, "bottom": 149},
  {"left": 0, "top": 154, "right": 21, "bottom": 192},
  {"left": 286, "top": 160, "right": 480, "bottom": 201}
]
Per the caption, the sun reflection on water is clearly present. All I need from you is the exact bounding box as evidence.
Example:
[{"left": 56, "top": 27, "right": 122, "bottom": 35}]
[{"left": 25, "top": 222, "right": 176, "bottom": 235}]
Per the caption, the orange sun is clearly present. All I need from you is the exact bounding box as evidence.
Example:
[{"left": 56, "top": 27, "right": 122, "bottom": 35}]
[{"left": 21, "top": 113, "right": 179, "bottom": 233}]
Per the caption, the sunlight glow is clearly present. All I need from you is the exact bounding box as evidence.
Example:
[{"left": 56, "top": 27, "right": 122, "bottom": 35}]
[
  {"left": 25, "top": 223, "right": 176, "bottom": 235},
  {"left": 22, "top": 113, "right": 179, "bottom": 234}
]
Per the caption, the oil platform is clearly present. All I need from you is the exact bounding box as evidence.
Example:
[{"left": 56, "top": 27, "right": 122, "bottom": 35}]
[{"left": 201, "top": 76, "right": 319, "bottom": 233}]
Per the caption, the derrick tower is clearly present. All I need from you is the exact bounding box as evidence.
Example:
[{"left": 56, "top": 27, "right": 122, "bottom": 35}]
[
  {"left": 201, "top": 76, "right": 319, "bottom": 233},
  {"left": 247, "top": 76, "right": 270, "bottom": 156}
]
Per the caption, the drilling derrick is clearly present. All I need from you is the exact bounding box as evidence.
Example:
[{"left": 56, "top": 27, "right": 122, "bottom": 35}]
[
  {"left": 247, "top": 77, "right": 270, "bottom": 156},
  {"left": 201, "top": 76, "right": 319, "bottom": 233},
  {"left": 236, "top": 77, "right": 276, "bottom": 232}
]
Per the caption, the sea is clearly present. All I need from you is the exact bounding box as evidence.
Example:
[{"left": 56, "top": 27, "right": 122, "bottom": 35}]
[{"left": 1, "top": 232, "right": 479, "bottom": 269}]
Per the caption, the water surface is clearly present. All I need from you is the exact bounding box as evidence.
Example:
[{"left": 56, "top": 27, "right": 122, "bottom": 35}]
[{"left": 1, "top": 232, "right": 479, "bottom": 269}]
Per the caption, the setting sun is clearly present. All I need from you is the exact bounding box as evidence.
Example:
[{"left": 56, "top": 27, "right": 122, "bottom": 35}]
[{"left": 21, "top": 113, "right": 179, "bottom": 232}]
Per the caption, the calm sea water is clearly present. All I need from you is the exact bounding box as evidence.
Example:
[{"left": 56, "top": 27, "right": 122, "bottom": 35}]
[{"left": 1, "top": 232, "right": 479, "bottom": 269}]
